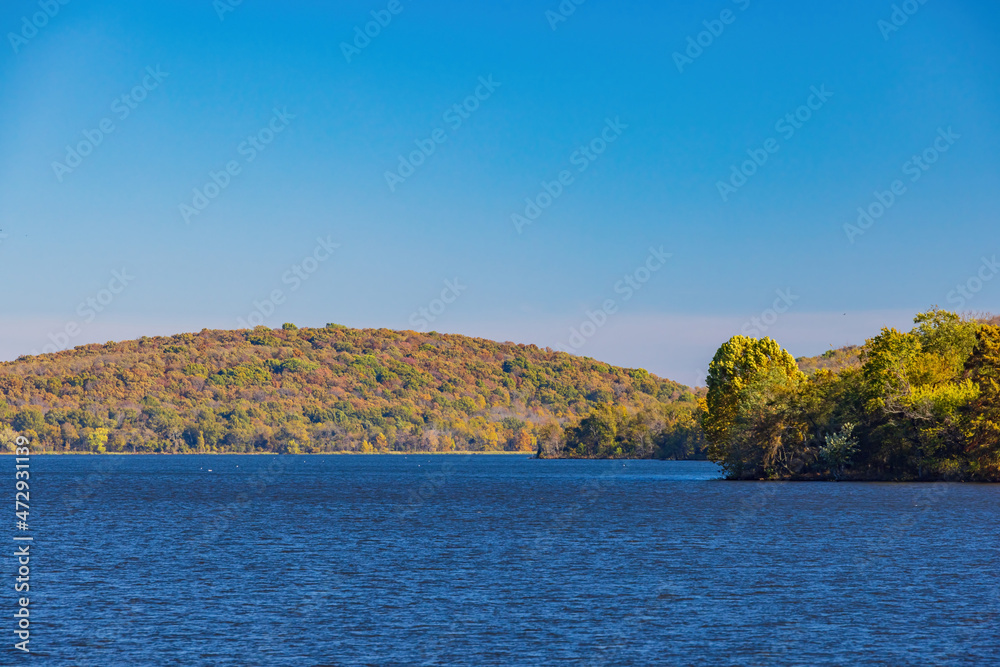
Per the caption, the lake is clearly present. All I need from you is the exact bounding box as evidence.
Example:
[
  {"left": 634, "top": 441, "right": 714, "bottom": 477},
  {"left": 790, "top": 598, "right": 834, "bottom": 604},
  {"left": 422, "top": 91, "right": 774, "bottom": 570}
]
[{"left": 26, "top": 455, "right": 1000, "bottom": 665}]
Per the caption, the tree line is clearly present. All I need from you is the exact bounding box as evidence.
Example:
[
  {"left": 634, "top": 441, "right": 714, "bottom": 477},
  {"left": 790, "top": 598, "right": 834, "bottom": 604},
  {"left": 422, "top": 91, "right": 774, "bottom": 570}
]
[{"left": 702, "top": 309, "right": 1000, "bottom": 481}]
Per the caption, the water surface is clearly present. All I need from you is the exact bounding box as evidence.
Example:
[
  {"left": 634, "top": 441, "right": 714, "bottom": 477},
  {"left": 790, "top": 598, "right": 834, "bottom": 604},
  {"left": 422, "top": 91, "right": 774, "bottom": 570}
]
[{"left": 26, "top": 455, "right": 1000, "bottom": 665}]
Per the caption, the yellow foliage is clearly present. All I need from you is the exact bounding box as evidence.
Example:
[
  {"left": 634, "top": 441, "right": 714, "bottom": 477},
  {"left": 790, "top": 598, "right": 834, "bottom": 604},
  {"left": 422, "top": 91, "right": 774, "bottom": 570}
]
[
  {"left": 515, "top": 430, "right": 536, "bottom": 452},
  {"left": 438, "top": 435, "right": 456, "bottom": 452}
]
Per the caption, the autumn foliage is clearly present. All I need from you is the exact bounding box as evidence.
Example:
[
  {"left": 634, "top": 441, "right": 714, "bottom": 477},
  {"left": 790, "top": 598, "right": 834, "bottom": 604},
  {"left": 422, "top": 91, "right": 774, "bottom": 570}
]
[{"left": 0, "top": 324, "right": 699, "bottom": 456}]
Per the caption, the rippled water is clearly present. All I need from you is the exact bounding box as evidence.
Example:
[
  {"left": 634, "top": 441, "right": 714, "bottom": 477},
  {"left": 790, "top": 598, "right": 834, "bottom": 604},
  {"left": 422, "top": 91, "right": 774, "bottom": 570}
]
[{"left": 25, "top": 455, "right": 1000, "bottom": 665}]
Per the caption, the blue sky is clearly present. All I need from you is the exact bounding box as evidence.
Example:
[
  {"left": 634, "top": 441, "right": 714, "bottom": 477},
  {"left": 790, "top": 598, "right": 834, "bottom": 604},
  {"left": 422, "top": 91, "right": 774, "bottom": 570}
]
[{"left": 1, "top": 0, "right": 998, "bottom": 386}]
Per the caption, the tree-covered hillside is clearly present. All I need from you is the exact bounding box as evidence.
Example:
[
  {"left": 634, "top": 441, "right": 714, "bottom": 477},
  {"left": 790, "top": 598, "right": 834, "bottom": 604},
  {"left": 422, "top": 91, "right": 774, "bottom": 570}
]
[
  {"left": 795, "top": 346, "right": 861, "bottom": 375},
  {"left": 0, "top": 324, "right": 702, "bottom": 457}
]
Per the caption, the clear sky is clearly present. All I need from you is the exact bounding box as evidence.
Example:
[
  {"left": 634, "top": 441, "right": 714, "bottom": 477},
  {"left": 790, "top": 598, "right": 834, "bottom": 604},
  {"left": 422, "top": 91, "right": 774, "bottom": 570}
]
[{"left": 1, "top": 0, "right": 998, "bottom": 386}]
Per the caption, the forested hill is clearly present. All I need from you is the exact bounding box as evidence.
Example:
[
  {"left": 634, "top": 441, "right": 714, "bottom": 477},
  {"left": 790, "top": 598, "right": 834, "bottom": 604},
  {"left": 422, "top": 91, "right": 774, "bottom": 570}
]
[
  {"left": 793, "top": 315, "right": 1000, "bottom": 376},
  {"left": 795, "top": 346, "right": 861, "bottom": 375},
  {"left": 0, "top": 324, "right": 701, "bottom": 456}
]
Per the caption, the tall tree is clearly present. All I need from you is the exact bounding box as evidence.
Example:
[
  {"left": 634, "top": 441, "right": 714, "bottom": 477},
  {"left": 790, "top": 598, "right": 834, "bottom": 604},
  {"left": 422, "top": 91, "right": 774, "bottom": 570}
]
[
  {"left": 703, "top": 336, "right": 803, "bottom": 479},
  {"left": 963, "top": 325, "right": 1000, "bottom": 477}
]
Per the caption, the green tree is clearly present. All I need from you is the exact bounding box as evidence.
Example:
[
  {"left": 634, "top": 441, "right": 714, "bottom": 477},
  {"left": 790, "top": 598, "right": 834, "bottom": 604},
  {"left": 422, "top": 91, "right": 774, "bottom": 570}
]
[
  {"left": 861, "top": 318, "right": 979, "bottom": 478},
  {"left": 703, "top": 336, "right": 804, "bottom": 479},
  {"left": 86, "top": 427, "right": 109, "bottom": 454},
  {"left": 563, "top": 405, "right": 620, "bottom": 457},
  {"left": 912, "top": 308, "right": 980, "bottom": 378},
  {"left": 654, "top": 405, "right": 707, "bottom": 460},
  {"left": 819, "top": 423, "right": 858, "bottom": 479},
  {"left": 12, "top": 407, "right": 45, "bottom": 433},
  {"left": 963, "top": 324, "right": 1000, "bottom": 477}
]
